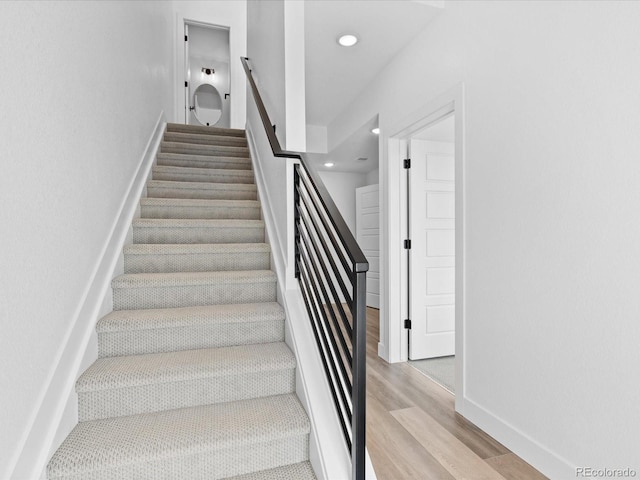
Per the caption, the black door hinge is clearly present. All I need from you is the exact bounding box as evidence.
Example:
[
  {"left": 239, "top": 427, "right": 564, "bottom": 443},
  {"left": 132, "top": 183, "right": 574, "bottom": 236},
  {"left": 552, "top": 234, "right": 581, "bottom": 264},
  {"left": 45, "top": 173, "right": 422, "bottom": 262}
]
[
  {"left": 404, "top": 239, "right": 411, "bottom": 249},
  {"left": 404, "top": 158, "right": 411, "bottom": 169},
  {"left": 185, "top": 81, "right": 188, "bottom": 88},
  {"left": 185, "top": 35, "right": 188, "bottom": 41},
  {"left": 404, "top": 319, "right": 412, "bottom": 329}
]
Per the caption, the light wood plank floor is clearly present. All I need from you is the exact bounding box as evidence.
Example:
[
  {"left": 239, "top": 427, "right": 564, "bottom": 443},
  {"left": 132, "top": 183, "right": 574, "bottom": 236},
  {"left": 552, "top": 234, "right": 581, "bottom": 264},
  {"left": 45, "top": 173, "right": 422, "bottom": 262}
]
[{"left": 365, "top": 307, "right": 547, "bottom": 480}]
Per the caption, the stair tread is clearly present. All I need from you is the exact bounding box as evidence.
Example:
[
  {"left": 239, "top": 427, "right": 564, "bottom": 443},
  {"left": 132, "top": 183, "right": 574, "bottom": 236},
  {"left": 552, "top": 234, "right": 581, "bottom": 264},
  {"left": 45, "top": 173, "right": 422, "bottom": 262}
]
[
  {"left": 164, "top": 131, "right": 247, "bottom": 146},
  {"left": 141, "top": 197, "right": 259, "bottom": 207},
  {"left": 225, "top": 462, "right": 316, "bottom": 480},
  {"left": 113, "top": 270, "right": 276, "bottom": 288},
  {"left": 147, "top": 179, "right": 256, "bottom": 191},
  {"left": 133, "top": 218, "right": 264, "bottom": 228},
  {"left": 77, "top": 342, "right": 295, "bottom": 392},
  {"left": 153, "top": 165, "right": 253, "bottom": 178},
  {"left": 47, "top": 394, "right": 309, "bottom": 477},
  {"left": 124, "top": 243, "right": 270, "bottom": 255},
  {"left": 97, "top": 302, "right": 284, "bottom": 333},
  {"left": 162, "top": 141, "right": 249, "bottom": 150},
  {"left": 161, "top": 141, "right": 249, "bottom": 155},
  {"left": 166, "top": 122, "right": 246, "bottom": 137},
  {"left": 157, "top": 152, "right": 252, "bottom": 167}
]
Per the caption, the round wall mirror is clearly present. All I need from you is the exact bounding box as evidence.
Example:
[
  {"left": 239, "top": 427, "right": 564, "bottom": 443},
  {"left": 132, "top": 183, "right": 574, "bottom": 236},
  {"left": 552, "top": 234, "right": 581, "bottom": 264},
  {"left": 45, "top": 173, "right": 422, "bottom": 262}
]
[{"left": 193, "top": 83, "right": 223, "bottom": 126}]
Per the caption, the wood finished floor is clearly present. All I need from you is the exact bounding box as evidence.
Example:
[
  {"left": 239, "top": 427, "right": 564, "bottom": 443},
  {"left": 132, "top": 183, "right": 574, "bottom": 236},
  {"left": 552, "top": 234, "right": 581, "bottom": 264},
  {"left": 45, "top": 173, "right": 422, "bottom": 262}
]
[{"left": 365, "top": 307, "right": 547, "bottom": 480}]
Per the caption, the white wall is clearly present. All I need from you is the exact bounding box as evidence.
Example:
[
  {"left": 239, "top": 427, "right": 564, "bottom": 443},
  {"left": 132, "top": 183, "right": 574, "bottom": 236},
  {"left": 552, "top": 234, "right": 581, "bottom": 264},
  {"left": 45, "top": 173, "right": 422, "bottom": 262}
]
[
  {"left": 246, "top": 0, "right": 306, "bottom": 151},
  {"left": 283, "top": 0, "right": 306, "bottom": 151},
  {"left": 365, "top": 168, "right": 379, "bottom": 186},
  {"left": 245, "top": 0, "right": 307, "bottom": 285},
  {"left": 0, "top": 1, "right": 173, "bottom": 477},
  {"left": 306, "top": 124, "right": 328, "bottom": 153},
  {"left": 246, "top": 0, "right": 290, "bottom": 284},
  {"left": 328, "top": 0, "right": 640, "bottom": 476},
  {"left": 319, "top": 171, "right": 369, "bottom": 236},
  {"left": 247, "top": 0, "right": 286, "bottom": 146},
  {"left": 173, "top": 0, "right": 247, "bottom": 129}
]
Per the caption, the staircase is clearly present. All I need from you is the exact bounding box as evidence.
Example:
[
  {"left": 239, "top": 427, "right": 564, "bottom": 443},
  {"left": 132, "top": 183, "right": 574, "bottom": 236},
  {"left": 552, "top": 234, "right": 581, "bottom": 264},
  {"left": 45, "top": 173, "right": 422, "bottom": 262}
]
[{"left": 47, "top": 123, "right": 317, "bottom": 480}]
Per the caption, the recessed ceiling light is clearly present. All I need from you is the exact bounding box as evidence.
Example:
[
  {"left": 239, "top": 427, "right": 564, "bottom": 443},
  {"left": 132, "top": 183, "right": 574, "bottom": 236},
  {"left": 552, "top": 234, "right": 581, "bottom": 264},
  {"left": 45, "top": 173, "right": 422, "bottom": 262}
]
[
  {"left": 324, "top": 162, "right": 335, "bottom": 167},
  {"left": 371, "top": 127, "right": 380, "bottom": 135},
  {"left": 338, "top": 34, "right": 358, "bottom": 47}
]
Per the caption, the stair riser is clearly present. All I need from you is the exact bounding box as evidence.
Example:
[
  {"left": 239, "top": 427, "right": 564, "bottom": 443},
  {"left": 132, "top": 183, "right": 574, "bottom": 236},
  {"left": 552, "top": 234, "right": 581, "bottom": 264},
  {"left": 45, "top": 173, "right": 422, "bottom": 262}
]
[
  {"left": 132, "top": 226, "right": 265, "bottom": 244},
  {"left": 79, "top": 370, "right": 295, "bottom": 421},
  {"left": 166, "top": 122, "right": 246, "bottom": 138},
  {"left": 113, "top": 282, "right": 276, "bottom": 310},
  {"left": 51, "top": 436, "right": 309, "bottom": 480},
  {"left": 124, "top": 252, "right": 270, "bottom": 274},
  {"left": 98, "top": 320, "right": 285, "bottom": 357},
  {"left": 147, "top": 185, "right": 257, "bottom": 201},
  {"left": 161, "top": 142, "right": 249, "bottom": 158},
  {"left": 163, "top": 132, "right": 248, "bottom": 148},
  {"left": 141, "top": 204, "right": 261, "bottom": 220},
  {"left": 157, "top": 154, "right": 251, "bottom": 170},
  {"left": 153, "top": 169, "right": 254, "bottom": 184}
]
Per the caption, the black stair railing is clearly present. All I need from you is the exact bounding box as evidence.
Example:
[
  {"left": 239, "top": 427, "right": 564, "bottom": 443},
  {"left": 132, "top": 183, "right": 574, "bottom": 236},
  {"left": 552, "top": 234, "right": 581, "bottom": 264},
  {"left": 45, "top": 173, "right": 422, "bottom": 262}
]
[{"left": 241, "top": 57, "right": 368, "bottom": 480}]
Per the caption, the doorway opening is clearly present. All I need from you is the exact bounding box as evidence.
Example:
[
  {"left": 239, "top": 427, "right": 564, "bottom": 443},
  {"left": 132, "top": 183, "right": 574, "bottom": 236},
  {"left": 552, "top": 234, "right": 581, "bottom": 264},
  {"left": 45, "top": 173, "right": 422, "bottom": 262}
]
[
  {"left": 383, "top": 85, "right": 464, "bottom": 407},
  {"left": 184, "top": 22, "right": 230, "bottom": 128},
  {"left": 406, "top": 113, "right": 456, "bottom": 393}
]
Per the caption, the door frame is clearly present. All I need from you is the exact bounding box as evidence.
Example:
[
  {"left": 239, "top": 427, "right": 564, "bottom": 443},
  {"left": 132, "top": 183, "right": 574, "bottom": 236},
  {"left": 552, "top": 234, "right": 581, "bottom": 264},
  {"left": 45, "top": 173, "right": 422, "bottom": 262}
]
[
  {"left": 180, "top": 20, "right": 230, "bottom": 126},
  {"left": 174, "top": 12, "right": 246, "bottom": 129},
  {"left": 381, "top": 83, "right": 466, "bottom": 409}
]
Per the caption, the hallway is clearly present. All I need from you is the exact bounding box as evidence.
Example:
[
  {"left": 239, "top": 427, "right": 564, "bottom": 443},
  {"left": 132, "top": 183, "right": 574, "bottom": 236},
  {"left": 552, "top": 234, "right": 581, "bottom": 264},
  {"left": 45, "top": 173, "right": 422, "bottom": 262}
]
[{"left": 365, "top": 308, "right": 547, "bottom": 479}]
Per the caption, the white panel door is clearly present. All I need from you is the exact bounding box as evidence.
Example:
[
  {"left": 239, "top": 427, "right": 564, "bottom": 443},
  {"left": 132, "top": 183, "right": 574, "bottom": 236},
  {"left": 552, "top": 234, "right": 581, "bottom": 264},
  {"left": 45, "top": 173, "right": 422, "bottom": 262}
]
[
  {"left": 409, "top": 140, "right": 455, "bottom": 359},
  {"left": 356, "top": 184, "right": 380, "bottom": 308}
]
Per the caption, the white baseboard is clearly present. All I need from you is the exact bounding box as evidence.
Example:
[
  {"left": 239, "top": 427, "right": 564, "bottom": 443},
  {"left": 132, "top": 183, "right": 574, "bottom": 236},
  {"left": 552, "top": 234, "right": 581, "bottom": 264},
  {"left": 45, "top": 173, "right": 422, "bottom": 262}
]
[
  {"left": 8, "top": 113, "right": 165, "bottom": 480},
  {"left": 377, "top": 342, "right": 388, "bottom": 362},
  {"left": 460, "top": 396, "right": 575, "bottom": 479}
]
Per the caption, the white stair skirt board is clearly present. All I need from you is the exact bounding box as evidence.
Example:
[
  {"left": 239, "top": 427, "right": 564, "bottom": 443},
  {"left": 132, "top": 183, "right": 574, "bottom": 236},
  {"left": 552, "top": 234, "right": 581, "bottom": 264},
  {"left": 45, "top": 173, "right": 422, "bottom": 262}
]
[{"left": 46, "top": 122, "right": 317, "bottom": 480}]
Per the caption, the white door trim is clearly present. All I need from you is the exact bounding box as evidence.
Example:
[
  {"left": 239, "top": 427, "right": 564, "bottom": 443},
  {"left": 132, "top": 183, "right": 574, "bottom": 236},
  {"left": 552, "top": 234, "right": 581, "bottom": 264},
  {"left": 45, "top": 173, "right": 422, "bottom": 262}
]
[
  {"left": 381, "top": 83, "right": 466, "bottom": 411},
  {"left": 174, "top": 12, "right": 246, "bottom": 129}
]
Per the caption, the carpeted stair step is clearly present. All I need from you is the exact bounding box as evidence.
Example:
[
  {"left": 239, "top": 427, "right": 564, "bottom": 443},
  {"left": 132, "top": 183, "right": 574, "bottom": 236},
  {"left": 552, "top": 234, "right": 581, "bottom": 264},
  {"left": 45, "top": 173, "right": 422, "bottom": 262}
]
[
  {"left": 76, "top": 342, "right": 296, "bottom": 421},
  {"left": 161, "top": 141, "right": 249, "bottom": 158},
  {"left": 164, "top": 131, "right": 247, "bottom": 148},
  {"left": 112, "top": 270, "right": 277, "bottom": 310},
  {"left": 140, "top": 198, "right": 261, "bottom": 220},
  {"left": 157, "top": 152, "right": 252, "bottom": 170},
  {"left": 132, "top": 218, "right": 265, "bottom": 244},
  {"left": 97, "top": 302, "right": 285, "bottom": 357},
  {"left": 124, "top": 243, "right": 271, "bottom": 273},
  {"left": 147, "top": 180, "right": 257, "bottom": 200},
  {"left": 166, "top": 122, "right": 246, "bottom": 138},
  {"left": 153, "top": 165, "right": 254, "bottom": 184},
  {"left": 47, "top": 394, "right": 310, "bottom": 480},
  {"left": 225, "top": 462, "right": 316, "bottom": 480}
]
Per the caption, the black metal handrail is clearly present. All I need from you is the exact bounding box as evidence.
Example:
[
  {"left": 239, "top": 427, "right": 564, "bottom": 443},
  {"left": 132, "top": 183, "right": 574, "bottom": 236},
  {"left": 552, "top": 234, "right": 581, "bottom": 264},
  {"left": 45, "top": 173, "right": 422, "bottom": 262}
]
[{"left": 241, "top": 57, "right": 368, "bottom": 480}]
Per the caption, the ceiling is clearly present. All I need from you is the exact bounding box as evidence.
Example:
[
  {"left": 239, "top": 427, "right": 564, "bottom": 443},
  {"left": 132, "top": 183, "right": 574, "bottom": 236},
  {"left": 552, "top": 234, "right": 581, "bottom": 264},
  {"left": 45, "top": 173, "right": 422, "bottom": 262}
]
[
  {"left": 304, "top": 0, "right": 442, "bottom": 127},
  {"left": 307, "top": 115, "right": 379, "bottom": 173}
]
